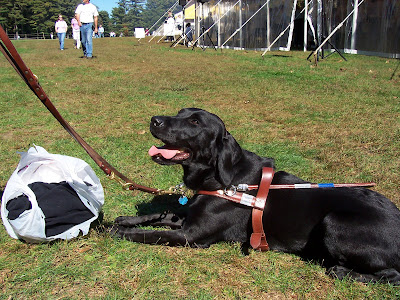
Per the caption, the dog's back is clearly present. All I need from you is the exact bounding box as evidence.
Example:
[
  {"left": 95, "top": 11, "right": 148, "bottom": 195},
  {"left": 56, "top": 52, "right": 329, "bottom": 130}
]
[{"left": 263, "top": 171, "right": 400, "bottom": 284}]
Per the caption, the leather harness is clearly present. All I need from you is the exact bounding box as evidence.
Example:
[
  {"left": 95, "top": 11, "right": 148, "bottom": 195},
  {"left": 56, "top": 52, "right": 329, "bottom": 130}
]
[
  {"left": 197, "top": 168, "right": 377, "bottom": 251},
  {"left": 198, "top": 167, "right": 274, "bottom": 251},
  {"left": 250, "top": 167, "right": 273, "bottom": 251}
]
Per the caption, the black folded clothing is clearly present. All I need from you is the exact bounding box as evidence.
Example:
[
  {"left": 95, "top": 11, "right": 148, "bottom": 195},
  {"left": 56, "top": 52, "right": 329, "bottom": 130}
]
[{"left": 6, "top": 181, "right": 94, "bottom": 237}]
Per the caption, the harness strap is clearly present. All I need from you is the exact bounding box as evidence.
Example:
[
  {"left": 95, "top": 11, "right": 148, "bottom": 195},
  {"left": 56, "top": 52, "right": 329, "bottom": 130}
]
[
  {"left": 250, "top": 167, "right": 274, "bottom": 251},
  {"left": 195, "top": 189, "right": 266, "bottom": 210},
  {"left": 198, "top": 167, "right": 274, "bottom": 251}
]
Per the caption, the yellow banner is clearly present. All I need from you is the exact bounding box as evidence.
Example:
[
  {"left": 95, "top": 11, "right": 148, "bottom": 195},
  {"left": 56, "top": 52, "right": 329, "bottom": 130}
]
[{"left": 184, "top": 4, "right": 195, "bottom": 19}]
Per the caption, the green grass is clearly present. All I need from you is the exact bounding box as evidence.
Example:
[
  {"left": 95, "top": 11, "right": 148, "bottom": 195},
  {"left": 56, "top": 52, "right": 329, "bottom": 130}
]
[{"left": 0, "top": 37, "right": 399, "bottom": 299}]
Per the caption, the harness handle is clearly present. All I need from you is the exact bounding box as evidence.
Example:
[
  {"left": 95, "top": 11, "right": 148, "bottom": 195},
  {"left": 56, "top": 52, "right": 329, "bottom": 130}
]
[{"left": 250, "top": 167, "right": 274, "bottom": 251}]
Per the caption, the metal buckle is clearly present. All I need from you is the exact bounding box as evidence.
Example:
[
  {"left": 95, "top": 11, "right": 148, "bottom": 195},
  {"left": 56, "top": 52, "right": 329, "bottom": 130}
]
[
  {"left": 108, "top": 171, "right": 135, "bottom": 190},
  {"left": 237, "top": 184, "right": 248, "bottom": 191},
  {"left": 224, "top": 185, "right": 237, "bottom": 197},
  {"left": 159, "top": 183, "right": 193, "bottom": 197}
]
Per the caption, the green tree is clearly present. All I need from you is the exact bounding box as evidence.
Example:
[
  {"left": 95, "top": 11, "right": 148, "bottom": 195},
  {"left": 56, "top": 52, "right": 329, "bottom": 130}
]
[
  {"left": 111, "top": 0, "right": 146, "bottom": 35},
  {"left": 142, "top": 0, "right": 177, "bottom": 30},
  {"left": 4, "top": 0, "right": 31, "bottom": 36},
  {"left": 0, "top": 0, "right": 82, "bottom": 36},
  {"left": 0, "top": 0, "right": 180, "bottom": 37},
  {"left": 58, "top": 0, "right": 82, "bottom": 18},
  {"left": 29, "top": 0, "right": 59, "bottom": 34},
  {"left": 0, "top": 0, "right": 14, "bottom": 32},
  {"left": 98, "top": 10, "right": 112, "bottom": 33},
  {"left": 111, "top": 7, "right": 126, "bottom": 34},
  {"left": 126, "top": 0, "right": 145, "bottom": 31}
]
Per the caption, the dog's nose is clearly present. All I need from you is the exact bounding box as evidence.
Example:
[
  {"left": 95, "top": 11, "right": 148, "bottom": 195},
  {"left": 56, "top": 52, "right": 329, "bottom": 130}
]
[{"left": 151, "top": 116, "right": 164, "bottom": 128}]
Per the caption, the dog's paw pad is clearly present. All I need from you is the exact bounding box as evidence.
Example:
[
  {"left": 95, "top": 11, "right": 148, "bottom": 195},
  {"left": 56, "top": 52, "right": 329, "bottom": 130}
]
[{"left": 114, "top": 216, "right": 126, "bottom": 224}]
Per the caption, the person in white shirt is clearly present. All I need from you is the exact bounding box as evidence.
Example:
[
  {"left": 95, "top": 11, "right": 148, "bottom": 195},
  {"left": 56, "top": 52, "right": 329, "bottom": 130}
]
[
  {"left": 71, "top": 17, "right": 81, "bottom": 49},
  {"left": 75, "top": 0, "right": 98, "bottom": 59},
  {"left": 164, "top": 11, "right": 175, "bottom": 42},
  {"left": 98, "top": 25, "right": 104, "bottom": 38},
  {"left": 55, "top": 15, "right": 68, "bottom": 50}
]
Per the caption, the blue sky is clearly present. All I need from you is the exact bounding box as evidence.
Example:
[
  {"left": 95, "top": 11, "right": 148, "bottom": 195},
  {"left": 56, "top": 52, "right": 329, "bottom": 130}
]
[{"left": 91, "top": 0, "right": 119, "bottom": 14}]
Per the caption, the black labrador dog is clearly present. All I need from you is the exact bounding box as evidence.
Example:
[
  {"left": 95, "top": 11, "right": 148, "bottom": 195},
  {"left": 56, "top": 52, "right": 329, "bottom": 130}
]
[{"left": 114, "top": 108, "right": 400, "bottom": 284}]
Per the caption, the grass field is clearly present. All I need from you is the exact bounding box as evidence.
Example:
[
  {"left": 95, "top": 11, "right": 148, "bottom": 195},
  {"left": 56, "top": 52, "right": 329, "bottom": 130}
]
[{"left": 0, "top": 37, "right": 399, "bottom": 299}]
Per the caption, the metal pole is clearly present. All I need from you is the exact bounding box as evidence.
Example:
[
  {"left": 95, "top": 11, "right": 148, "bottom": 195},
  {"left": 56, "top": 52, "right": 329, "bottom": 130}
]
[
  {"left": 148, "top": 24, "right": 163, "bottom": 42},
  {"left": 192, "top": 0, "right": 241, "bottom": 49},
  {"left": 144, "top": 1, "right": 179, "bottom": 42},
  {"left": 350, "top": 0, "right": 359, "bottom": 51},
  {"left": 266, "top": 1, "right": 270, "bottom": 47},
  {"left": 303, "top": 0, "right": 308, "bottom": 51},
  {"left": 217, "top": 1, "right": 221, "bottom": 47},
  {"left": 312, "top": 0, "right": 365, "bottom": 57},
  {"left": 261, "top": 6, "right": 307, "bottom": 56},
  {"left": 285, "top": 0, "right": 298, "bottom": 51},
  {"left": 239, "top": 0, "right": 243, "bottom": 49},
  {"left": 221, "top": 0, "right": 271, "bottom": 48}
]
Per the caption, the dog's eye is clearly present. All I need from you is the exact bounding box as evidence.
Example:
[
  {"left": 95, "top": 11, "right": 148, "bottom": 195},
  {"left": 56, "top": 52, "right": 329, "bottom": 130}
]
[{"left": 189, "top": 119, "right": 199, "bottom": 125}]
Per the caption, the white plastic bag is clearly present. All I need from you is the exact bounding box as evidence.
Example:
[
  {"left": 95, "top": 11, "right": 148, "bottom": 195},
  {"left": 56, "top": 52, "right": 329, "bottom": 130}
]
[{"left": 1, "top": 145, "right": 104, "bottom": 243}]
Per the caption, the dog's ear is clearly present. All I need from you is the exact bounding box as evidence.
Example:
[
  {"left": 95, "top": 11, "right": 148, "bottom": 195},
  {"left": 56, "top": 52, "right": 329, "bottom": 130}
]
[{"left": 216, "top": 131, "right": 242, "bottom": 187}]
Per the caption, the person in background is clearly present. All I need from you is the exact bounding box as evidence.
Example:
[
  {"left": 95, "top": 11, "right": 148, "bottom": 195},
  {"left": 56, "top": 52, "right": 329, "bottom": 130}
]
[
  {"left": 75, "top": 0, "right": 98, "bottom": 59},
  {"left": 164, "top": 11, "right": 175, "bottom": 42},
  {"left": 55, "top": 15, "right": 68, "bottom": 50},
  {"left": 71, "top": 17, "right": 81, "bottom": 49},
  {"left": 98, "top": 25, "right": 104, "bottom": 38},
  {"left": 185, "top": 23, "right": 193, "bottom": 47}
]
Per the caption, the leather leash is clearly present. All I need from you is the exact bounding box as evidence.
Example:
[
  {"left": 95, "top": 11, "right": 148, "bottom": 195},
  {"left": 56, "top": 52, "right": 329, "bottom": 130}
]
[{"left": 0, "top": 24, "right": 161, "bottom": 195}]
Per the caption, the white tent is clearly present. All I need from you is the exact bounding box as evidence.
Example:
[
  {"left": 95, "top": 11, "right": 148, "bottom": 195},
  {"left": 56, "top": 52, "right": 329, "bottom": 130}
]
[
  {"left": 319, "top": 0, "right": 399, "bottom": 58},
  {"left": 191, "top": 0, "right": 399, "bottom": 58},
  {"left": 195, "top": 0, "right": 297, "bottom": 51}
]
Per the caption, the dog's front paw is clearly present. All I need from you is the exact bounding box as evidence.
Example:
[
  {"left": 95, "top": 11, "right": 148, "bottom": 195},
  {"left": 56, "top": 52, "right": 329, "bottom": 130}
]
[
  {"left": 108, "top": 224, "right": 120, "bottom": 237},
  {"left": 108, "top": 224, "right": 134, "bottom": 240},
  {"left": 114, "top": 216, "right": 126, "bottom": 224},
  {"left": 114, "top": 216, "right": 137, "bottom": 226}
]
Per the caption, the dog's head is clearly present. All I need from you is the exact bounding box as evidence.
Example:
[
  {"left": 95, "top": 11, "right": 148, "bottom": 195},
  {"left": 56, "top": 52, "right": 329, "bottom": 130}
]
[{"left": 149, "top": 108, "right": 243, "bottom": 188}]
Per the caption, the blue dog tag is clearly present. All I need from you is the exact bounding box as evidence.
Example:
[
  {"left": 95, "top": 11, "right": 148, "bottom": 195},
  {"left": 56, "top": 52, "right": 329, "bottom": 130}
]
[{"left": 178, "top": 196, "right": 188, "bottom": 205}]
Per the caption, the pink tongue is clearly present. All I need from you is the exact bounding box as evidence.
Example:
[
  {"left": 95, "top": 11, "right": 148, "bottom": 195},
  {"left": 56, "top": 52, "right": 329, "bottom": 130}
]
[{"left": 148, "top": 145, "right": 179, "bottom": 159}]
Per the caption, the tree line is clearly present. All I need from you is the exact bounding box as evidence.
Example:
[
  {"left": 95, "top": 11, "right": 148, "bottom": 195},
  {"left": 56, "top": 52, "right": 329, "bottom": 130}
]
[{"left": 0, "top": 0, "right": 178, "bottom": 37}]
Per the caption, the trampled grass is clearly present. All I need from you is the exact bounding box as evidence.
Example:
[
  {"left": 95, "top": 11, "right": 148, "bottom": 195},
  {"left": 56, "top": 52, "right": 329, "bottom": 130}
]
[{"left": 0, "top": 37, "right": 399, "bottom": 299}]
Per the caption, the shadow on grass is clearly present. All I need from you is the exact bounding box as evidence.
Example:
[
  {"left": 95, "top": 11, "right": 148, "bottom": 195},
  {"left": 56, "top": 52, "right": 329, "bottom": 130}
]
[
  {"left": 102, "top": 193, "right": 253, "bottom": 254},
  {"left": 136, "top": 194, "right": 189, "bottom": 216},
  {"left": 264, "top": 54, "right": 293, "bottom": 58},
  {"left": 100, "top": 194, "right": 189, "bottom": 232}
]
